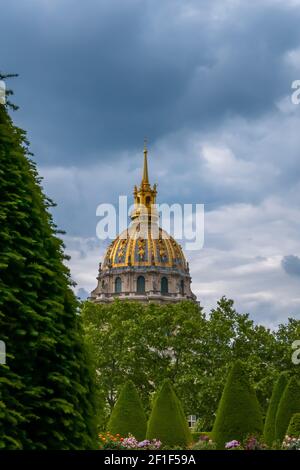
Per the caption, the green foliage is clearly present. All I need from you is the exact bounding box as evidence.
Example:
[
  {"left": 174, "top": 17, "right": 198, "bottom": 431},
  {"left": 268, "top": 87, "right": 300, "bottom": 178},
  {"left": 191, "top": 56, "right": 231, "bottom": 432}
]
[
  {"left": 0, "top": 99, "right": 97, "bottom": 448},
  {"left": 191, "top": 431, "right": 212, "bottom": 442},
  {"left": 192, "top": 439, "right": 216, "bottom": 450},
  {"left": 82, "top": 297, "right": 300, "bottom": 430},
  {"left": 287, "top": 413, "right": 300, "bottom": 438},
  {"left": 275, "top": 377, "right": 300, "bottom": 442},
  {"left": 146, "top": 379, "right": 192, "bottom": 448},
  {"left": 108, "top": 380, "right": 147, "bottom": 440},
  {"left": 263, "top": 372, "right": 289, "bottom": 446},
  {"left": 212, "top": 360, "right": 263, "bottom": 449}
]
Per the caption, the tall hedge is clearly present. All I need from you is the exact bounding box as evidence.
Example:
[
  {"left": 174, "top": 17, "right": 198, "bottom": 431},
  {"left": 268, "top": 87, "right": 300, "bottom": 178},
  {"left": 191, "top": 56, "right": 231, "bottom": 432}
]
[
  {"left": 0, "top": 86, "right": 97, "bottom": 449},
  {"left": 108, "top": 380, "right": 147, "bottom": 440},
  {"left": 275, "top": 377, "right": 300, "bottom": 442},
  {"left": 212, "top": 360, "right": 263, "bottom": 449},
  {"left": 287, "top": 413, "right": 300, "bottom": 438},
  {"left": 146, "top": 379, "right": 192, "bottom": 448},
  {"left": 263, "top": 372, "right": 289, "bottom": 446}
]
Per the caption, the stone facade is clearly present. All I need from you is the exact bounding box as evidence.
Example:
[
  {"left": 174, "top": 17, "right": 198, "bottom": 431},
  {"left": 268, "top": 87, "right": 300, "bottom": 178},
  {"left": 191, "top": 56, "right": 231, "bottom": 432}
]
[{"left": 91, "top": 264, "right": 195, "bottom": 304}]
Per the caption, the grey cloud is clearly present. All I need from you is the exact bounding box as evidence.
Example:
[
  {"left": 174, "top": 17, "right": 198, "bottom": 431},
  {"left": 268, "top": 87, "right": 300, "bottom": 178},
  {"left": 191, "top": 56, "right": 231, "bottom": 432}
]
[
  {"left": 2, "top": 0, "right": 300, "bottom": 323},
  {"left": 2, "top": 0, "right": 300, "bottom": 166},
  {"left": 282, "top": 255, "right": 300, "bottom": 277},
  {"left": 76, "top": 288, "right": 89, "bottom": 300}
]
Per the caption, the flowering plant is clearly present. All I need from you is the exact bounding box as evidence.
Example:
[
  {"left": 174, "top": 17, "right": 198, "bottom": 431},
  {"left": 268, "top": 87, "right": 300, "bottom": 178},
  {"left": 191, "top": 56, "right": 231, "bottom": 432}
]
[
  {"left": 121, "top": 435, "right": 139, "bottom": 449},
  {"left": 122, "top": 434, "right": 161, "bottom": 450},
  {"left": 199, "top": 434, "right": 210, "bottom": 441},
  {"left": 192, "top": 436, "right": 216, "bottom": 450},
  {"left": 243, "top": 435, "right": 267, "bottom": 450},
  {"left": 282, "top": 435, "right": 300, "bottom": 450},
  {"left": 137, "top": 439, "right": 162, "bottom": 449},
  {"left": 98, "top": 432, "right": 161, "bottom": 450},
  {"left": 225, "top": 440, "right": 242, "bottom": 450},
  {"left": 99, "top": 432, "right": 124, "bottom": 449}
]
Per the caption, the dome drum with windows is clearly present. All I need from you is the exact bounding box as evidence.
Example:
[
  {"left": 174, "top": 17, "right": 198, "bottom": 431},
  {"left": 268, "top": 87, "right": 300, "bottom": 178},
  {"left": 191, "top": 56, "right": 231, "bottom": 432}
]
[{"left": 90, "top": 144, "right": 196, "bottom": 304}]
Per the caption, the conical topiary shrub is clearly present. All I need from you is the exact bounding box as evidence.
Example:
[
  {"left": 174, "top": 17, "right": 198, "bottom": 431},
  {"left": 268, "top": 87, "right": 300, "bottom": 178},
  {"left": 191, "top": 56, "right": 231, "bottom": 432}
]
[
  {"left": 275, "top": 377, "right": 300, "bottom": 443},
  {"left": 146, "top": 379, "right": 192, "bottom": 448},
  {"left": 287, "top": 413, "right": 300, "bottom": 438},
  {"left": 212, "top": 360, "right": 263, "bottom": 449},
  {"left": 108, "top": 380, "right": 147, "bottom": 440},
  {"left": 263, "top": 372, "right": 289, "bottom": 446}
]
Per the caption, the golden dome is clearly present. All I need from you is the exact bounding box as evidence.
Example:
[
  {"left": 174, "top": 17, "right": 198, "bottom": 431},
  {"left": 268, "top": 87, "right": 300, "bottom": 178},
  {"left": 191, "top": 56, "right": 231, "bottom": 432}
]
[
  {"left": 91, "top": 142, "right": 196, "bottom": 305},
  {"left": 102, "top": 224, "right": 187, "bottom": 271}
]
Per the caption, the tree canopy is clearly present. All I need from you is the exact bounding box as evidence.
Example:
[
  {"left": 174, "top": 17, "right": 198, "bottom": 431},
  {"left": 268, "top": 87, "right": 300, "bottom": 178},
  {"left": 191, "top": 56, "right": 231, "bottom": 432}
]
[{"left": 82, "top": 297, "right": 300, "bottom": 430}]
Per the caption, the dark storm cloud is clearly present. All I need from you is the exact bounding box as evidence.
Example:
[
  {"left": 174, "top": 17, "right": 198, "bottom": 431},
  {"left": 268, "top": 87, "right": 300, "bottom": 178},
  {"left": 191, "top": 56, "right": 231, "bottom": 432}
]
[
  {"left": 282, "top": 255, "right": 300, "bottom": 277},
  {"left": 1, "top": 0, "right": 300, "bottom": 165},
  {"left": 2, "top": 0, "right": 300, "bottom": 324}
]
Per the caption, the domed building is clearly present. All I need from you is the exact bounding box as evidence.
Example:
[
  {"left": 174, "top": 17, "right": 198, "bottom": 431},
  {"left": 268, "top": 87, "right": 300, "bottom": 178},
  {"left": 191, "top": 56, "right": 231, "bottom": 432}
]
[{"left": 90, "top": 145, "right": 197, "bottom": 304}]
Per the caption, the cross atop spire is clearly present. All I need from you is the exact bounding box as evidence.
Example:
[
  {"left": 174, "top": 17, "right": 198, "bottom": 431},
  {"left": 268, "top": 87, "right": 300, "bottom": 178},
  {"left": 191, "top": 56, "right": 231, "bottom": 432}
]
[
  {"left": 131, "top": 139, "right": 157, "bottom": 221},
  {"left": 142, "top": 137, "right": 149, "bottom": 185}
]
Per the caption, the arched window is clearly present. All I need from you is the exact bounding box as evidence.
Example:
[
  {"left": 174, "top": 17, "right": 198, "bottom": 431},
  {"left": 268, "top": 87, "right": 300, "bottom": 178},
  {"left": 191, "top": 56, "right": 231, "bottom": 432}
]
[
  {"left": 180, "top": 280, "right": 184, "bottom": 295},
  {"left": 137, "top": 275, "right": 145, "bottom": 294},
  {"left": 161, "top": 277, "right": 168, "bottom": 294},
  {"left": 115, "top": 277, "right": 122, "bottom": 293},
  {"left": 145, "top": 195, "right": 151, "bottom": 207}
]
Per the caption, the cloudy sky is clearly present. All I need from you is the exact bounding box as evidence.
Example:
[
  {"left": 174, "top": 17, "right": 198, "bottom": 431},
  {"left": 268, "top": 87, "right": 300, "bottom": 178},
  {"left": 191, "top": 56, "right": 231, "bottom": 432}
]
[{"left": 2, "top": 0, "right": 300, "bottom": 326}]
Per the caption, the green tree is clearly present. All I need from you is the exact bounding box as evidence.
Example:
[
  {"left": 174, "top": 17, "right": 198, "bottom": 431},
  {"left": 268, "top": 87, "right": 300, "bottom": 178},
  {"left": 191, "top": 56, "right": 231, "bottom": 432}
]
[
  {"left": 275, "top": 377, "right": 300, "bottom": 442},
  {"left": 197, "top": 297, "right": 279, "bottom": 430},
  {"left": 263, "top": 372, "right": 289, "bottom": 446},
  {"left": 82, "top": 296, "right": 299, "bottom": 431},
  {"left": 0, "top": 84, "right": 97, "bottom": 449},
  {"left": 146, "top": 379, "right": 192, "bottom": 448},
  {"left": 287, "top": 413, "right": 300, "bottom": 438},
  {"left": 212, "top": 360, "right": 263, "bottom": 448},
  {"left": 108, "top": 380, "right": 147, "bottom": 440},
  {"left": 82, "top": 299, "right": 206, "bottom": 420}
]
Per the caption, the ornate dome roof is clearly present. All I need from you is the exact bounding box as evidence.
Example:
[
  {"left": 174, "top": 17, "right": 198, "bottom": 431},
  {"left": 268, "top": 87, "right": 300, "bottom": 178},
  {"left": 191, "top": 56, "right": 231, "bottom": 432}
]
[
  {"left": 102, "top": 225, "right": 187, "bottom": 272},
  {"left": 91, "top": 142, "right": 197, "bottom": 305}
]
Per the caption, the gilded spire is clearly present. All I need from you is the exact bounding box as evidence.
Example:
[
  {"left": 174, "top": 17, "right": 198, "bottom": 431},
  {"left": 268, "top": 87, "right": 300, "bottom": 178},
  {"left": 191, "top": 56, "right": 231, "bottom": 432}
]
[
  {"left": 131, "top": 139, "right": 157, "bottom": 221},
  {"left": 142, "top": 138, "right": 149, "bottom": 185}
]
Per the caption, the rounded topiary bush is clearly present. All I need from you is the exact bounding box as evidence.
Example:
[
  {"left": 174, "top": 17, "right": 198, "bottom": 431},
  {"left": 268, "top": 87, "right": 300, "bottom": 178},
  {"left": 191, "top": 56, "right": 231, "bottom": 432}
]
[
  {"left": 146, "top": 379, "right": 192, "bottom": 448},
  {"left": 275, "top": 377, "right": 300, "bottom": 443},
  {"left": 107, "top": 380, "right": 147, "bottom": 440},
  {"left": 212, "top": 360, "right": 263, "bottom": 449},
  {"left": 263, "top": 372, "right": 289, "bottom": 446},
  {"left": 287, "top": 413, "right": 300, "bottom": 438}
]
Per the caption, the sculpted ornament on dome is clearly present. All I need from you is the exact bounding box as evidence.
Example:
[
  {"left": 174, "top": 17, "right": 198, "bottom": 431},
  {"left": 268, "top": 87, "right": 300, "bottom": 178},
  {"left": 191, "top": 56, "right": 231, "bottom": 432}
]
[
  {"left": 158, "top": 239, "right": 167, "bottom": 260},
  {"left": 117, "top": 239, "right": 127, "bottom": 259},
  {"left": 137, "top": 238, "right": 146, "bottom": 260}
]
